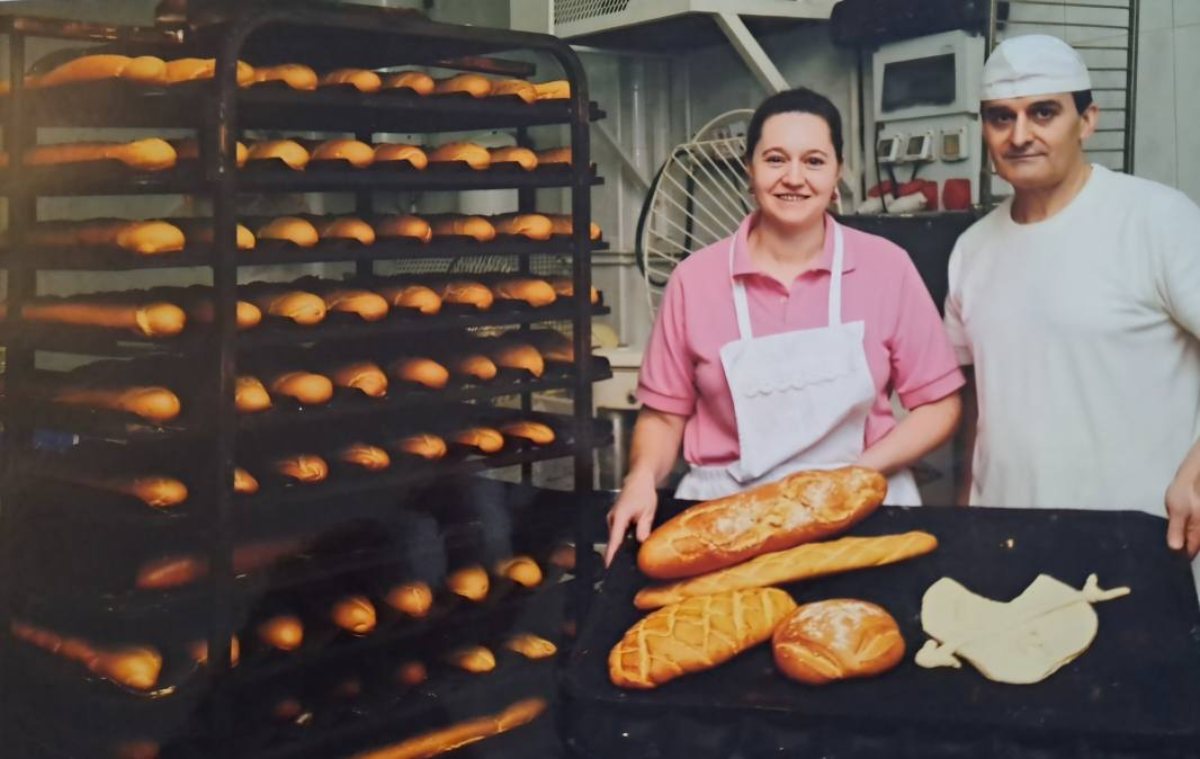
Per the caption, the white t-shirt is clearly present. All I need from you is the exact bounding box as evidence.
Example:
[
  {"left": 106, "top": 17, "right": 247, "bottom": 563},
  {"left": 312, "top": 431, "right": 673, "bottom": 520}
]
[{"left": 946, "top": 165, "right": 1200, "bottom": 516}]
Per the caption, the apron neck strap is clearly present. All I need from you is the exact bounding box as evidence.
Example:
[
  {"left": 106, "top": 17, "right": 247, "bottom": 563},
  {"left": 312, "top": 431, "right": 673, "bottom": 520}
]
[{"left": 729, "top": 218, "right": 846, "bottom": 339}]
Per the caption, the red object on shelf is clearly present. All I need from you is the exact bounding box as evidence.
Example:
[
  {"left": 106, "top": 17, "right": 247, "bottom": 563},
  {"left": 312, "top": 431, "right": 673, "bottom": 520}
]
[
  {"left": 867, "top": 180, "right": 894, "bottom": 198},
  {"left": 899, "top": 180, "right": 938, "bottom": 211},
  {"left": 943, "top": 178, "right": 971, "bottom": 211}
]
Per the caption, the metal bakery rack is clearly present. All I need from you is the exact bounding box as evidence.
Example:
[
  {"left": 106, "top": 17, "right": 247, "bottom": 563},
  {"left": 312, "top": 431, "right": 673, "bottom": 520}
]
[{"left": 0, "top": 5, "right": 609, "bottom": 757}]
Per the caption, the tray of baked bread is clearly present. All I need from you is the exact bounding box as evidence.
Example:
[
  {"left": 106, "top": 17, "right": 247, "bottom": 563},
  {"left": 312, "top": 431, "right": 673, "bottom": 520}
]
[{"left": 564, "top": 476, "right": 1200, "bottom": 759}]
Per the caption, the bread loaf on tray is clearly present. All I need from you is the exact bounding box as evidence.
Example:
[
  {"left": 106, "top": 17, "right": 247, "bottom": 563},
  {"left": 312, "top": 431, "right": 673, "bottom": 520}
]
[{"left": 637, "top": 466, "right": 887, "bottom": 580}]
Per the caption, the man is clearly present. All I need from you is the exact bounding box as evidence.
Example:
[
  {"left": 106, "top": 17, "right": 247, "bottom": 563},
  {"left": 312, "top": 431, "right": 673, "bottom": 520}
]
[{"left": 945, "top": 35, "right": 1200, "bottom": 591}]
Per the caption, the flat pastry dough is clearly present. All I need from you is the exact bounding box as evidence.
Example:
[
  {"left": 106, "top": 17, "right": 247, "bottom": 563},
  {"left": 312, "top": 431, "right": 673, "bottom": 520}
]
[{"left": 916, "top": 573, "right": 1130, "bottom": 684}]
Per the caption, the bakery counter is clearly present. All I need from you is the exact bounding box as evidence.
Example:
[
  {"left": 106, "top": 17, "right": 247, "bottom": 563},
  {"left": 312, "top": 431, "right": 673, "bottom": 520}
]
[
  {"left": 0, "top": 161, "right": 602, "bottom": 198},
  {"left": 564, "top": 503, "right": 1200, "bottom": 758},
  {"left": 0, "top": 78, "right": 604, "bottom": 133}
]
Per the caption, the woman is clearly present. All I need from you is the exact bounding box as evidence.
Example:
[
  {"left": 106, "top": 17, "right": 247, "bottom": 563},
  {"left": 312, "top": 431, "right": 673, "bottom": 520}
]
[{"left": 605, "top": 88, "right": 964, "bottom": 566}]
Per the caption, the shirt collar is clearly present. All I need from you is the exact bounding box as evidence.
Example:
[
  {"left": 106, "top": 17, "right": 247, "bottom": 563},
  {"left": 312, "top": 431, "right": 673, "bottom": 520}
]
[{"left": 730, "top": 212, "right": 855, "bottom": 278}]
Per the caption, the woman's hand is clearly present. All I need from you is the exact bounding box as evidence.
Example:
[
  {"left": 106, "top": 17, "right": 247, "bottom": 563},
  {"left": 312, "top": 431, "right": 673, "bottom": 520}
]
[{"left": 604, "top": 471, "right": 658, "bottom": 567}]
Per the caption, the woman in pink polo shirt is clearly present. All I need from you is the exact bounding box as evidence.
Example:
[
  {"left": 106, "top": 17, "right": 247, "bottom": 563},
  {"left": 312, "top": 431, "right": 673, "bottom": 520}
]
[{"left": 605, "top": 88, "right": 964, "bottom": 565}]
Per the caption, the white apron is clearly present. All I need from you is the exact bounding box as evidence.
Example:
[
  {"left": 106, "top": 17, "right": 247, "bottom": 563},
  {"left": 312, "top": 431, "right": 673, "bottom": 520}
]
[{"left": 675, "top": 221, "right": 921, "bottom": 505}]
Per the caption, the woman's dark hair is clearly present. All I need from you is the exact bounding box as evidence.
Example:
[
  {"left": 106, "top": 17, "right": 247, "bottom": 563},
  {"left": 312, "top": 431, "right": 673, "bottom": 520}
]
[
  {"left": 743, "top": 87, "right": 844, "bottom": 164},
  {"left": 1071, "top": 90, "right": 1093, "bottom": 114}
]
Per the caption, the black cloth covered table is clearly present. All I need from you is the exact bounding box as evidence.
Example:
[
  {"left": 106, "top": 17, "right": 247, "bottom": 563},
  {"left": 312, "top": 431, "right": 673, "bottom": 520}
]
[{"left": 564, "top": 504, "right": 1200, "bottom": 759}]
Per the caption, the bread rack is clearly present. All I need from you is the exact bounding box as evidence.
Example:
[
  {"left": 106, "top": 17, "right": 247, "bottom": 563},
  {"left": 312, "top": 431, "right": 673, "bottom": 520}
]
[{"left": 0, "top": 6, "right": 607, "bottom": 757}]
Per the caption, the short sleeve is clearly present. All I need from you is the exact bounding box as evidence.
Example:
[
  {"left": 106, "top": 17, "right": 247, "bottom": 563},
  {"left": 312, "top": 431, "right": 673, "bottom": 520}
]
[
  {"left": 635, "top": 270, "right": 697, "bottom": 416},
  {"left": 943, "top": 241, "right": 974, "bottom": 366},
  {"left": 889, "top": 254, "right": 966, "bottom": 409},
  {"left": 1154, "top": 192, "right": 1200, "bottom": 339}
]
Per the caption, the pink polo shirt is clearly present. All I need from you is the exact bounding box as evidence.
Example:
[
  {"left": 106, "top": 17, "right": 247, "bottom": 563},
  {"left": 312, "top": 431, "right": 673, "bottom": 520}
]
[{"left": 637, "top": 213, "right": 965, "bottom": 467}]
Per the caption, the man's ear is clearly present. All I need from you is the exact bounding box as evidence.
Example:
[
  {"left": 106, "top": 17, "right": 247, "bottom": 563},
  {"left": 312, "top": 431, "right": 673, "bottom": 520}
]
[{"left": 1078, "top": 102, "right": 1100, "bottom": 142}]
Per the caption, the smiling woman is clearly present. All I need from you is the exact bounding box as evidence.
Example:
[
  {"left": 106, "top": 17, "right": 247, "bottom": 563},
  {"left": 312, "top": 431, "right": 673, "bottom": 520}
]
[{"left": 605, "top": 87, "right": 968, "bottom": 566}]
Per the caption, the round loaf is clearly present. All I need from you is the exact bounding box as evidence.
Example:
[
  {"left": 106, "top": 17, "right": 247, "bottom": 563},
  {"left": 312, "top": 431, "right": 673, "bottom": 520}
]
[
  {"left": 233, "top": 467, "right": 259, "bottom": 494},
  {"left": 235, "top": 376, "right": 272, "bottom": 413},
  {"left": 259, "top": 615, "right": 304, "bottom": 651},
  {"left": 448, "top": 645, "right": 495, "bottom": 673},
  {"left": 270, "top": 371, "right": 334, "bottom": 405},
  {"left": 396, "top": 433, "right": 447, "bottom": 461},
  {"left": 257, "top": 216, "right": 319, "bottom": 247},
  {"left": 312, "top": 138, "right": 375, "bottom": 168},
  {"left": 435, "top": 73, "right": 492, "bottom": 98},
  {"left": 376, "top": 214, "right": 431, "bottom": 242},
  {"left": 382, "top": 70, "right": 435, "bottom": 95},
  {"left": 319, "top": 68, "right": 382, "bottom": 93},
  {"left": 273, "top": 454, "right": 329, "bottom": 483},
  {"left": 246, "top": 140, "right": 310, "bottom": 170},
  {"left": 386, "top": 581, "right": 433, "bottom": 618},
  {"left": 772, "top": 599, "right": 905, "bottom": 685},
  {"left": 373, "top": 143, "right": 429, "bottom": 169},
  {"left": 317, "top": 216, "right": 375, "bottom": 245},
  {"left": 391, "top": 357, "right": 450, "bottom": 389},
  {"left": 429, "top": 142, "right": 490, "bottom": 170},
  {"left": 339, "top": 443, "right": 391, "bottom": 471},
  {"left": 447, "top": 565, "right": 489, "bottom": 601},
  {"left": 252, "top": 63, "right": 318, "bottom": 90},
  {"left": 331, "top": 361, "right": 388, "bottom": 398},
  {"left": 331, "top": 595, "right": 377, "bottom": 635}
]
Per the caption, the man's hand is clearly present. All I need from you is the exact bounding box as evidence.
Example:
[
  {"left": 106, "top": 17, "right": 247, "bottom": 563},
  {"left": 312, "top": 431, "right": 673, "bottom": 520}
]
[
  {"left": 604, "top": 473, "right": 658, "bottom": 568},
  {"left": 1165, "top": 469, "right": 1200, "bottom": 559}
]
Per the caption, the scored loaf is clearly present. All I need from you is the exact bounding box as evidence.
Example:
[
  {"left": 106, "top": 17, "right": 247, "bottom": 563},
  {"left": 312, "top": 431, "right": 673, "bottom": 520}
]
[
  {"left": 637, "top": 466, "right": 887, "bottom": 580},
  {"left": 634, "top": 531, "right": 937, "bottom": 609},
  {"left": 609, "top": 587, "right": 797, "bottom": 689}
]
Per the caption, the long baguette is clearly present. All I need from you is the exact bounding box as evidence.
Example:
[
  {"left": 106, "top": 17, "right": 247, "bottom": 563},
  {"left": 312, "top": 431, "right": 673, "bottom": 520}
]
[
  {"left": 634, "top": 531, "right": 938, "bottom": 609},
  {"left": 349, "top": 698, "right": 547, "bottom": 759},
  {"left": 10, "top": 620, "right": 162, "bottom": 691},
  {"left": 23, "top": 139, "right": 177, "bottom": 171},
  {"left": 10, "top": 300, "right": 186, "bottom": 338},
  {"left": 637, "top": 466, "right": 886, "bottom": 580},
  {"left": 53, "top": 385, "right": 181, "bottom": 423},
  {"left": 27, "top": 219, "right": 185, "bottom": 254}
]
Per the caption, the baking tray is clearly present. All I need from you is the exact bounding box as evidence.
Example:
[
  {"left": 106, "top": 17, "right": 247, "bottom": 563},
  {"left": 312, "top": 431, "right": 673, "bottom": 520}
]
[{"left": 564, "top": 504, "right": 1200, "bottom": 758}]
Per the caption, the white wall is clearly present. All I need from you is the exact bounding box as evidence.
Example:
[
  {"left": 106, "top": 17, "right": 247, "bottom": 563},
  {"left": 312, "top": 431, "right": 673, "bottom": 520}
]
[{"left": 1134, "top": 0, "right": 1200, "bottom": 204}]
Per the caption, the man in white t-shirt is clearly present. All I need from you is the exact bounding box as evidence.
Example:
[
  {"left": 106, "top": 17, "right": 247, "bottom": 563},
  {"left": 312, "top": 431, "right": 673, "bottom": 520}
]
[{"left": 945, "top": 35, "right": 1200, "bottom": 588}]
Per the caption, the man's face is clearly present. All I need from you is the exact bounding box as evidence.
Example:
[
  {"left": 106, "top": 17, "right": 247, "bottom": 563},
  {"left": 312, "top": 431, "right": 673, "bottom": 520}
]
[{"left": 981, "top": 93, "right": 1098, "bottom": 191}]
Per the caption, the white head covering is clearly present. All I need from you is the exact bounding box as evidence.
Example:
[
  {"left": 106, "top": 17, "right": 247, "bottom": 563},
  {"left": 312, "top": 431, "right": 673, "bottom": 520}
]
[{"left": 982, "top": 34, "right": 1091, "bottom": 101}]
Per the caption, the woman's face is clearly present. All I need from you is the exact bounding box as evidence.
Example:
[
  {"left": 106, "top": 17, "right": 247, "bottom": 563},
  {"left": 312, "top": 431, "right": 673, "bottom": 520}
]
[{"left": 747, "top": 111, "right": 840, "bottom": 230}]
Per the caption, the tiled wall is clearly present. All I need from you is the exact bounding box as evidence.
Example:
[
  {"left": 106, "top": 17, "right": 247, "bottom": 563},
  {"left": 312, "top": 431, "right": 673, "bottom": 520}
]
[{"left": 1136, "top": 0, "right": 1200, "bottom": 203}]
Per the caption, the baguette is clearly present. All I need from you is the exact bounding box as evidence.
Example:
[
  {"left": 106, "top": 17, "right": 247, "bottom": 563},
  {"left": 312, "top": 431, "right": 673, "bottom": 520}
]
[
  {"left": 390, "top": 357, "right": 450, "bottom": 390},
  {"left": 258, "top": 615, "right": 304, "bottom": 651},
  {"left": 163, "top": 57, "right": 255, "bottom": 86},
  {"left": 437, "top": 279, "right": 494, "bottom": 309},
  {"left": 135, "top": 539, "right": 303, "bottom": 589},
  {"left": 505, "top": 633, "right": 557, "bottom": 660},
  {"left": 447, "top": 565, "right": 489, "bottom": 602},
  {"left": 316, "top": 216, "right": 375, "bottom": 245},
  {"left": 23, "top": 138, "right": 176, "bottom": 171},
  {"left": 395, "top": 433, "right": 447, "bottom": 461},
  {"left": 454, "top": 427, "right": 505, "bottom": 454},
  {"left": 447, "top": 645, "right": 495, "bottom": 673},
  {"left": 338, "top": 443, "right": 391, "bottom": 471},
  {"left": 10, "top": 621, "right": 162, "bottom": 691},
  {"left": 547, "top": 276, "right": 600, "bottom": 304},
  {"left": 272, "top": 454, "right": 329, "bottom": 483},
  {"left": 257, "top": 216, "right": 320, "bottom": 247},
  {"left": 488, "top": 146, "right": 537, "bottom": 170},
  {"left": 609, "top": 588, "right": 797, "bottom": 689},
  {"left": 536, "top": 147, "right": 572, "bottom": 166},
  {"left": 429, "top": 215, "right": 496, "bottom": 242},
  {"left": 35, "top": 54, "right": 168, "bottom": 88},
  {"left": 385, "top": 581, "right": 433, "bottom": 618},
  {"left": 548, "top": 214, "right": 602, "bottom": 241},
  {"left": 234, "top": 467, "right": 259, "bottom": 495},
  {"left": 312, "top": 138, "right": 375, "bottom": 168},
  {"left": 245, "top": 289, "right": 326, "bottom": 325},
  {"left": 246, "top": 140, "right": 310, "bottom": 170},
  {"left": 348, "top": 698, "right": 546, "bottom": 759},
  {"left": 499, "top": 420, "right": 555, "bottom": 446},
  {"left": 489, "top": 79, "right": 536, "bottom": 104},
  {"left": 331, "top": 596, "right": 377, "bottom": 635},
  {"left": 395, "top": 660, "right": 428, "bottom": 687},
  {"left": 373, "top": 143, "right": 429, "bottom": 169},
  {"left": 495, "top": 556, "right": 542, "bottom": 588},
  {"left": 331, "top": 360, "right": 388, "bottom": 398},
  {"left": 382, "top": 70, "right": 435, "bottom": 95},
  {"left": 27, "top": 219, "right": 185, "bottom": 254},
  {"left": 252, "top": 63, "right": 318, "bottom": 90},
  {"left": 53, "top": 385, "right": 181, "bottom": 423},
  {"left": 533, "top": 80, "right": 570, "bottom": 100},
  {"left": 376, "top": 282, "right": 441, "bottom": 315},
  {"left": 174, "top": 138, "right": 249, "bottom": 168},
  {"left": 429, "top": 141, "right": 490, "bottom": 170},
  {"left": 451, "top": 352, "right": 498, "bottom": 383},
  {"left": 434, "top": 73, "right": 492, "bottom": 98},
  {"left": 11, "top": 299, "right": 186, "bottom": 338},
  {"left": 319, "top": 68, "right": 382, "bottom": 93},
  {"left": 635, "top": 531, "right": 939, "bottom": 609},
  {"left": 235, "top": 375, "right": 272, "bottom": 413},
  {"left": 268, "top": 371, "right": 334, "bottom": 405},
  {"left": 321, "top": 288, "right": 390, "bottom": 321},
  {"left": 490, "top": 342, "right": 544, "bottom": 377},
  {"left": 491, "top": 277, "right": 557, "bottom": 307},
  {"left": 376, "top": 214, "right": 432, "bottom": 243},
  {"left": 638, "top": 467, "right": 887, "bottom": 580},
  {"left": 493, "top": 213, "right": 552, "bottom": 240}
]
